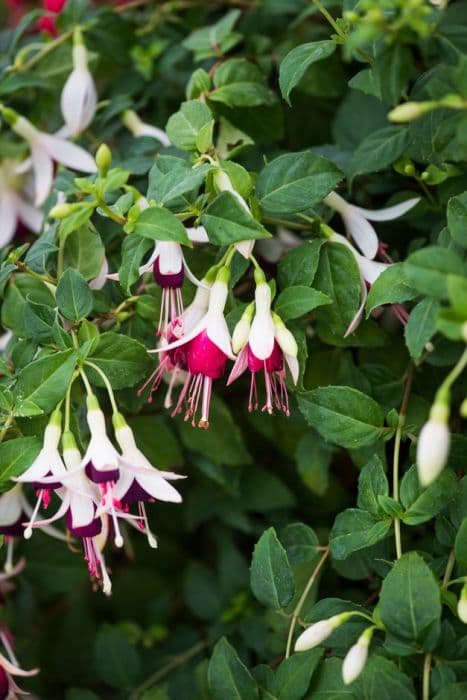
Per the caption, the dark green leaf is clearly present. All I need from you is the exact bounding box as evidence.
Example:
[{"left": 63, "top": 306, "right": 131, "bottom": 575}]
[{"left": 250, "top": 527, "right": 295, "bottom": 609}]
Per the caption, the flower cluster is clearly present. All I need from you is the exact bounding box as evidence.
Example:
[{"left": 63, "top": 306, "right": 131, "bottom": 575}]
[{"left": 0, "top": 390, "right": 184, "bottom": 596}]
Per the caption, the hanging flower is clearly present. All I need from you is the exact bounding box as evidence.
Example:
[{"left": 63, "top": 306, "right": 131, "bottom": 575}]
[
  {"left": 228, "top": 272, "right": 299, "bottom": 415},
  {"left": 60, "top": 29, "right": 97, "bottom": 137},
  {"left": 323, "top": 191, "right": 420, "bottom": 259},
  {"left": 417, "top": 401, "right": 451, "bottom": 486},
  {"left": 342, "top": 628, "right": 373, "bottom": 685},
  {"left": 0, "top": 159, "right": 43, "bottom": 246},
  {"left": 122, "top": 110, "right": 170, "bottom": 147},
  {"left": 327, "top": 231, "right": 389, "bottom": 337},
  {"left": 0, "top": 627, "right": 38, "bottom": 698},
  {"left": 151, "top": 266, "right": 234, "bottom": 428},
  {"left": 111, "top": 414, "right": 184, "bottom": 547},
  {"left": 0, "top": 107, "right": 96, "bottom": 206},
  {"left": 139, "top": 278, "right": 212, "bottom": 407}
]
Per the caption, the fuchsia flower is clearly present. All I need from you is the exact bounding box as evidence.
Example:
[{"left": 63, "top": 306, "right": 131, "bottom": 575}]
[
  {"left": 151, "top": 266, "right": 234, "bottom": 428},
  {"left": 138, "top": 281, "right": 211, "bottom": 407},
  {"left": 0, "top": 627, "right": 38, "bottom": 699},
  {"left": 228, "top": 274, "right": 299, "bottom": 415},
  {"left": 0, "top": 159, "right": 43, "bottom": 246},
  {"left": 122, "top": 110, "right": 170, "bottom": 147},
  {"left": 60, "top": 30, "right": 97, "bottom": 137}
]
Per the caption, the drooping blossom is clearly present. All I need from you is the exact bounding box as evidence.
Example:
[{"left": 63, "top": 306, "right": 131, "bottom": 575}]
[
  {"left": 122, "top": 110, "right": 170, "bottom": 147},
  {"left": 417, "top": 402, "right": 451, "bottom": 486},
  {"left": 151, "top": 266, "right": 234, "bottom": 428},
  {"left": 228, "top": 272, "right": 299, "bottom": 415},
  {"left": 60, "top": 29, "right": 97, "bottom": 137},
  {"left": 0, "top": 627, "right": 38, "bottom": 698},
  {"left": 0, "top": 159, "right": 43, "bottom": 246},
  {"left": 0, "top": 107, "right": 96, "bottom": 206},
  {"left": 323, "top": 191, "right": 420, "bottom": 259},
  {"left": 327, "top": 232, "right": 389, "bottom": 337},
  {"left": 295, "top": 615, "right": 346, "bottom": 651},
  {"left": 138, "top": 277, "right": 212, "bottom": 407},
  {"left": 111, "top": 413, "right": 184, "bottom": 547},
  {"left": 342, "top": 627, "right": 373, "bottom": 685}
]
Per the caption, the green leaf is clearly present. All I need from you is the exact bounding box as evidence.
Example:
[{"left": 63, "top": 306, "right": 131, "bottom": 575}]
[
  {"left": 207, "top": 637, "right": 259, "bottom": 700},
  {"left": 133, "top": 206, "right": 190, "bottom": 244},
  {"left": 210, "top": 58, "right": 276, "bottom": 107},
  {"left": 274, "top": 286, "right": 331, "bottom": 321},
  {"left": 279, "top": 40, "right": 336, "bottom": 104},
  {"left": 183, "top": 9, "right": 242, "bottom": 61},
  {"left": 87, "top": 332, "right": 151, "bottom": 389},
  {"left": 447, "top": 191, "right": 467, "bottom": 249},
  {"left": 278, "top": 239, "right": 323, "bottom": 289},
  {"left": 2, "top": 275, "right": 55, "bottom": 337},
  {"left": 365, "top": 263, "right": 418, "bottom": 316},
  {"left": 357, "top": 455, "right": 389, "bottom": 517},
  {"left": 257, "top": 151, "right": 342, "bottom": 216},
  {"left": 400, "top": 465, "right": 458, "bottom": 525},
  {"left": 118, "top": 235, "right": 153, "bottom": 293},
  {"left": 166, "top": 100, "right": 214, "bottom": 151},
  {"left": 62, "top": 224, "right": 105, "bottom": 281},
  {"left": 273, "top": 649, "right": 323, "bottom": 700},
  {"left": 404, "top": 247, "right": 464, "bottom": 300},
  {"left": 312, "top": 242, "right": 361, "bottom": 337},
  {"left": 56, "top": 268, "right": 93, "bottom": 322},
  {"left": 330, "top": 508, "right": 391, "bottom": 559},
  {"left": 94, "top": 626, "right": 141, "bottom": 689},
  {"left": 250, "top": 527, "right": 295, "bottom": 609},
  {"left": 281, "top": 522, "right": 320, "bottom": 565},
  {"left": 297, "top": 386, "right": 384, "bottom": 449},
  {"left": 0, "top": 437, "right": 42, "bottom": 492},
  {"left": 147, "top": 160, "right": 208, "bottom": 208},
  {"left": 373, "top": 43, "right": 413, "bottom": 106},
  {"left": 14, "top": 349, "right": 78, "bottom": 416},
  {"left": 308, "top": 657, "right": 354, "bottom": 699},
  {"left": 357, "top": 655, "right": 416, "bottom": 700},
  {"left": 201, "top": 191, "right": 270, "bottom": 245},
  {"left": 379, "top": 552, "right": 442, "bottom": 648},
  {"left": 434, "top": 685, "right": 467, "bottom": 700},
  {"left": 404, "top": 298, "right": 440, "bottom": 359},
  {"left": 350, "top": 126, "right": 410, "bottom": 178}
]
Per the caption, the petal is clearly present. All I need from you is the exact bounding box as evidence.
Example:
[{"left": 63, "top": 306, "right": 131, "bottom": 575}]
[
  {"left": 343, "top": 208, "right": 379, "bottom": 259},
  {"left": 15, "top": 194, "right": 43, "bottom": 233},
  {"left": 344, "top": 277, "right": 367, "bottom": 338},
  {"left": 187, "top": 226, "right": 209, "bottom": 244},
  {"left": 284, "top": 353, "right": 299, "bottom": 384},
  {"left": 39, "top": 133, "right": 97, "bottom": 173},
  {"left": 206, "top": 313, "right": 234, "bottom": 359},
  {"left": 0, "top": 486, "right": 23, "bottom": 526},
  {"left": 89, "top": 256, "right": 109, "bottom": 290},
  {"left": 227, "top": 345, "right": 249, "bottom": 384},
  {"left": 358, "top": 257, "right": 389, "bottom": 285},
  {"left": 0, "top": 651, "right": 38, "bottom": 677},
  {"left": 354, "top": 197, "right": 420, "bottom": 221},
  {"left": 249, "top": 314, "right": 275, "bottom": 360},
  {"left": 136, "top": 470, "right": 182, "bottom": 503},
  {"left": 0, "top": 192, "right": 18, "bottom": 246},
  {"left": 31, "top": 144, "right": 53, "bottom": 206},
  {"left": 235, "top": 239, "right": 255, "bottom": 258},
  {"left": 138, "top": 124, "right": 171, "bottom": 146}
]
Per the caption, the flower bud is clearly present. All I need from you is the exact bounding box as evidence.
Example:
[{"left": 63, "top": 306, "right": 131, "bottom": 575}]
[
  {"left": 417, "top": 403, "right": 450, "bottom": 487},
  {"left": 460, "top": 397, "right": 467, "bottom": 419},
  {"left": 458, "top": 584, "right": 467, "bottom": 623},
  {"left": 388, "top": 101, "right": 436, "bottom": 123},
  {"left": 232, "top": 304, "right": 254, "bottom": 353},
  {"left": 96, "top": 143, "right": 112, "bottom": 177},
  {"left": 49, "top": 203, "right": 79, "bottom": 219},
  {"left": 273, "top": 313, "right": 298, "bottom": 358},
  {"left": 295, "top": 614, "right": 347, "bottom": 652},
  {"left": 342, "top": 627, "right": 373, "bottom": 685}
]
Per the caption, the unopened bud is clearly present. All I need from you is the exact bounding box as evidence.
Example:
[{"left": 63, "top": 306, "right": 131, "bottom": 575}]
[
  {"left": 458, "top": 584, "right": 467, "bottom": 623},
  {"left": 460, "top": 397, "right": 467, "bottom": 419},
  {"left": 342, "top": 627, "right": 373, "bottom": 685},
  {"left": 388, "top": 101, "right": 436, "bottom": 123},
  {"left": 295, "top": 613, "right": 349, "bottom": 652},
  {"left": 416, "top": 403, "right": 450, "bottom": 487},
  {"left": 232, "top": 303, "right": 254, "bottom": 353},
  {"left": 96, "top": 143, "right": 112, "bottom": 177},
  {"left": 0, "top": 106, "right": 19, "bottom": 126},
  {"left": 273, "top": 313, "right": 298, "bottom": 357},
  {"left": 49, "top": 203, "right": 79, "bottom": 219}
]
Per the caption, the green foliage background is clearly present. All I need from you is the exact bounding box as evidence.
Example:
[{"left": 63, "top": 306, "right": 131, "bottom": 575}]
[{"left": 0, "top": 0, "right": 467, "bottom": 698}]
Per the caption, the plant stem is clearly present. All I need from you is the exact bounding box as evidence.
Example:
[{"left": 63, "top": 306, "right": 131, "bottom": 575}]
[
  {"left": 96, "top": 199, "right": 127, "bottom": 225},
  {"left": 0, "top": 415, "right": 13, "bottom": 444},
  {"left": 129, "top": 639, "right": 208, "bottom": 700},
  {"left": 312, "top": 0, "right": 345, "bottom": 38},
  {"left": 84, "top": 360, "right": 119, "bottom": 414},
  {"left": 440, "top": 346, "right": 467, "bottom": 394},
  {"left": 393, "top": 364, "right": 415, "bottom": 560},
  {"left": 443, "top": 550, "right": 456, "bottom": 588},
  {"left": 422, "top": 652, "right": 432, "bottom": 700},
  {"left": 13, "top": 29, "right": 74, "bottom": 73},
  {"left": 285, "top": 547, "right": 329, "bottom": 659}
]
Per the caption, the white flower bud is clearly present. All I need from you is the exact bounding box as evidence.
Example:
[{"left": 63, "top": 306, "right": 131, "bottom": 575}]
[
  {"left": 232, "top": 317, "right": 251, "bottom": 354},
  {"left": 342, "top": 628, "right": 373, "bottom": 685},
  {"left": 417, "top": 404, "right": 450, "bottom": 487},
  {"left": 458, "top": 585, "right": 467, "bottom": 624},
  {"left": 273, "top": 313, "right": 298, "bottom": 358},
  {"left": 295, "top": 614, "right": 345, "bottom": 652}
]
